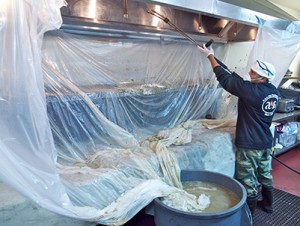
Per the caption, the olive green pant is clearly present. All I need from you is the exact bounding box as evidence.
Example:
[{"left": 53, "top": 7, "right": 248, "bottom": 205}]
[{"left": 235, "top": 147, "right": 273, "bottom": 198}]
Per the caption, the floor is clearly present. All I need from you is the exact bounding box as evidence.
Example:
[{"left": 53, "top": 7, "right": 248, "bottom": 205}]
[{"left": 272, "top": 144, "right": 300, "bottom": 197}]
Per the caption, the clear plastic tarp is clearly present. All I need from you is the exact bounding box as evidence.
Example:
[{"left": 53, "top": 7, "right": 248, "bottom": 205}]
[
  {"left": 247, "top": 20, "right": 300, "bottom": 87},
  {"left": 1, "top": 0, "right": 300, "bottom": 225}
]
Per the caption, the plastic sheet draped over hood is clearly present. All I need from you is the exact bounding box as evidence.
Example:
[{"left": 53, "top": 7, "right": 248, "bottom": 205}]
[
  {"left": 42, "top": 31, "right": 225, "bottom": 152},
  {"left": 0, "top": 0, "right": 75, "bottom": 215},
  {"left": 247, "top": 21, "right": 300, "bottom": 87},
  {"left": 2, "top": 1, "right": 300, "bottom": 225}
]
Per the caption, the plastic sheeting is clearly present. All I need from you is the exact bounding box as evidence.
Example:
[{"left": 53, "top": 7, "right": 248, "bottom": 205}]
[
  {"left": 42, "top": 31, "right": 226, "bottom": 163},
  {"left": 247, "top": 21, "right": 300, "bottom": 87},
  {"left": 40, "top": 30, "right": 233, "bottom": 224},
  {"left": 1, "top": 1, "right": 300, "bottom": 225},
  {"left": 0, "top": 0, "right": 80, "bottom": 218}
]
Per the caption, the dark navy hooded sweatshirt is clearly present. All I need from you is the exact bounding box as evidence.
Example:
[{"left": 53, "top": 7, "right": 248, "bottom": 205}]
[{"left": 214, "top": 66, "right": 279, "bottom": 149}]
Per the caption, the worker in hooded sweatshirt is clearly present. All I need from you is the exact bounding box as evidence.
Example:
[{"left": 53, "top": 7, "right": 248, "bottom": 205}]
[{"left": 198, "top": 44, "right": 279, "bottom": 215}]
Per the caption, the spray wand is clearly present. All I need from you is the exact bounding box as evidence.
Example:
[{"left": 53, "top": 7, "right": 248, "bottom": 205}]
[{"left": 147, "top": 9, "right": 233, "bottom": 74}]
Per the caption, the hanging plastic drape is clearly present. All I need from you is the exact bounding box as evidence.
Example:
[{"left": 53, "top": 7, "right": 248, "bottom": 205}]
[
  {"left": 42, "top": 31, "right": 228, "bottom": 162},
  {"left": 0, "top": 0, "right": 80, "bottom": 217},
  {"left": 40, "top": 30, "right": 233, "bottom": 225},
  {"left": 247, "top": 21, "right": 300, "bottom": 87},
  {"left": 0, "top": 1, "right": 234, "bottom": 224},
  {"left": 2, "top": 1, "right": 300, "bottom": 225}
]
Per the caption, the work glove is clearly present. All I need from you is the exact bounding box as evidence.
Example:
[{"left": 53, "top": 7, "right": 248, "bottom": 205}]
[{"left": 198, "top": 44, "right": 214, "bottom": 57}]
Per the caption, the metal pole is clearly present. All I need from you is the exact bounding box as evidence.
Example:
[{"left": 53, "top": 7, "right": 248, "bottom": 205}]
[{"left": 147, "top": 9, "right": 233, "bottom": 74}]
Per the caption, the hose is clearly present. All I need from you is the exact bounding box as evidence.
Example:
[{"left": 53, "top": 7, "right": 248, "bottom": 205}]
[{"left": 271, "top": 153, "right": 300, "bottom": 175}]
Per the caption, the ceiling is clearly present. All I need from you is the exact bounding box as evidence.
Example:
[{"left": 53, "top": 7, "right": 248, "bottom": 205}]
[{"left": 220, "top": 0, "right": 300, "bottom": 21}]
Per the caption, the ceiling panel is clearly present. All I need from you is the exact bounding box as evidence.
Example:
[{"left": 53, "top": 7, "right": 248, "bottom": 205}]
[
  {"left": 220, "top": 0, "right": 300, "bottom": 21},
  {"left": 270, "top": 0, "right": 300, "bottom": 20}
]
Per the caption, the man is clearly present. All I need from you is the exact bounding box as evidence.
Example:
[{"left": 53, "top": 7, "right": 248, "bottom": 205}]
[{"left": 198, "top": 44, "right": 279, "bottom": 215}]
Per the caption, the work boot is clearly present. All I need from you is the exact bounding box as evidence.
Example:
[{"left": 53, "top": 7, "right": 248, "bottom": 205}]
[
  {"left": 246, "top": 196, "right": 258, "bottom": 215},
  {"left": 258, "top": 186, "right": 274, "bottom": 213}
]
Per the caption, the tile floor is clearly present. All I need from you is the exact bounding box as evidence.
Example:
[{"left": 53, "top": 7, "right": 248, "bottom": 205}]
[{"left": 272, "top": 144, "right": 300, "bottom": 197}]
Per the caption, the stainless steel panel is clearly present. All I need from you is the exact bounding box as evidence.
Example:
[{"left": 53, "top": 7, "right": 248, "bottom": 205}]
[
  {"left": 138, "top": 0, "right": 288, "bottom": 26},
  {"left": 60, "top": 0, "right": 276, "bottom": 42}
]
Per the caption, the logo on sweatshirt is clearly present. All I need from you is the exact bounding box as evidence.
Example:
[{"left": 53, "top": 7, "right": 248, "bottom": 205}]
[{"left": 262, "top": 94, "right": 278, "bottom": 116}]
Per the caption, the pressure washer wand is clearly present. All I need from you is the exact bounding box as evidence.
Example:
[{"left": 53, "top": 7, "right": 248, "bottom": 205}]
[
  {"left": 147, "top": 9, "right": 213, "bottom": 48},
  {"left": 147, "top": 9, "right": 233, "bottom": 74}
]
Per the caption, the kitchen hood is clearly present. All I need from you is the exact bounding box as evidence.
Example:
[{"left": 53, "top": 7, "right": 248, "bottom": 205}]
[{"left": 60, "top": 0, "right": 292, "bottom": 43}]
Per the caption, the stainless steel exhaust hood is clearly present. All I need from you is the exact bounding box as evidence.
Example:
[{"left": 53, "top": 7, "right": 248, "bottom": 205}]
[{"left": 60, "top": 0, "right": 290, "bottom": 43}]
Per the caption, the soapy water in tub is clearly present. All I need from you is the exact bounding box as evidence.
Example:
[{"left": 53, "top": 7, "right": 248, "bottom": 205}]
[{"left": 162, "top": 181, "right": 240, "bottom": 213}]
